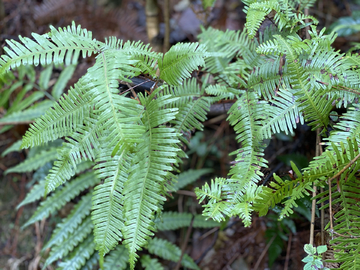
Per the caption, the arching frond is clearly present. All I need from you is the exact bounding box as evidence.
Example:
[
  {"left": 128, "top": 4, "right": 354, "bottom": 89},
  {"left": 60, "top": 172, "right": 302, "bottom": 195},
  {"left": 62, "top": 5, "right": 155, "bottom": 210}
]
[{"left": 0, "top": 22, "right": 100, "bottom": 77}]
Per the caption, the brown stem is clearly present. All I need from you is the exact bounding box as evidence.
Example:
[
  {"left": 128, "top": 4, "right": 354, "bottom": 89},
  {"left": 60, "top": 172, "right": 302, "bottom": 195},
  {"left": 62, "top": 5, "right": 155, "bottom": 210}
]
[
  {"left": 163, "top": 0, "right": 170, "bottom": 53},
  {"left": 174, "top": 215, "right": 195, "bottom": 270}
]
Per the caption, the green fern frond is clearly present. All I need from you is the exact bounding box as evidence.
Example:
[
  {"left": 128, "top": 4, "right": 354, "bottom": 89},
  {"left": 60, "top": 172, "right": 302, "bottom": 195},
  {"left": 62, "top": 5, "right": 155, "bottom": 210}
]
[
  {"left": 1, "top": 140, "right": 22, "bottom": 157},
  {"left": 0, "top": 22, "right": 99, "bottom": 77},
  {"left": 0, "top": 100, "right": 55, "bottom": 125},
  {"left": 326, "top": 104, "right": 360, "bottom": 145},
  {"left": 227, "top": 92, "right": 268, "bottom": 189},
  {"left": 23, "top": 172, "right": 99, "bottom": 228},
  {"left": 141, "top": 255, "right": 164, "bottom": 270},
  {"left": 43, "top": 215, "right": 94, "bottom": 268},
  {"left": 43, "top": 193, "right": 92, "bottom": 250},
  {"left": 17, "top": 179, "right": 46, "bottom": 209},
  {"left": 247, "top": 57, "right": 284, "bottom": 100},
  {"left": 253, "top": 169, "right": 313, "bottom": 218},
  {"left": 147, "top": 237, "right": 200, "bottom": 270},
  {"left": 158, "top": 42, "right": 207, "bottom": 86},
  {"left": 87, "top": 51, "right": 144, "bottom": 153},
  {"left": 82, "top": 252, "right": 99, "bottom": 270},
  {"left": 122, "top": 91, "right": 180, "bottom": 268},
  {"left": 104, "top": 245, "right": 129, "bottom": 270},
  {"left": 92, "top": 143, "right": 130, "bottom": 257},
  {"left": 259, "top": 89, "right": 303, "bottom": 139},
  {"left": 57, "top": 234, "right": 96, "bottom": 270},
  {"left": 21, "top": 78, "right": 92, "bottom": 148},
  {"left": 173, "top": 168, "right": 212, "bottom": 191},
  {"left": 155, "top": 211, "right": 220, "bottom": 231},
  {"left": 297, "top": 0, "right": 317, "bottom": 9},
  {"left": 5, "top": 147, "right": 58, "bottom": 174},
  {"left": 195, "top": 178, "right": 232, "bottom": 222}
]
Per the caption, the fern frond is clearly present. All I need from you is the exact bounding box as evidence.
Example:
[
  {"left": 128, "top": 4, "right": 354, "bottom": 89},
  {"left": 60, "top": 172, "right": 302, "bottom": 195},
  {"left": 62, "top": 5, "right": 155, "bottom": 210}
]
[
  {"left": 158, "top": 42, "right": 207, "bottom": 86},
  {"left": 43, "top": 193, "right": 92, "bottom": 250},
  {"left": 259, "top": 89, "right": 303, "bottom": 139},
  {"left": 0, "top": 100, "right": 55, "bottom": 125},
  {"left": 263, "top": 35, "right": 333, "bottom": 130},
  {"left": 122, "top": 91, "right": 179, "bottom": 268},
  {"left": 326, "top": 104, "right": 360, "bottom": 145},
  {"left": 5, "top": 147, "right": 58, "bottom": 174},
  {"left": 141, "top": 255, "right": 164, "bottom": 270},
  {"left": 92, "top": 143, "right": 130, "bottom": 257},
  {"left": 173, "top": 168, "right": 212, "bottom": 191},
  {"left": 22, "top": 172, "right": 99, "bottom": 228},
  {"left": 87, "top": 51, "right": 144, "bottom": 151},
  {"left": 155, "top": 211, "right": 220, "bottom": 231},
  {"left": 57, "top": 233, "right": 96, "bottom": 270},
  {"left": 104, "top": 245, "right": 129, "bottom": 270},
  {"left": 82, "top": 252, "right": 99, "bottom": 270},
  {"left": 21, "top": 77, "right": 92, "bottom": 148},
  {"left": 147, "top": 237, "right": 200, "bottom": 270},
  {"left": 43, "top": 215, "right": 94, "bottom": 268},
  {"left": 0, "top": 21, "right": 99, "bottom": 77},
  {"left": 1, "top": 140, "right": 22, "bottom": 157},
  {"left": 17, "top": 179, "right": 46, "bottom": 209},
  {"left": 195, "top": 178, "right": 232, "bottom": 222},
  {"left": 227, "top": 92, "right": 268, "bottom": 189}
]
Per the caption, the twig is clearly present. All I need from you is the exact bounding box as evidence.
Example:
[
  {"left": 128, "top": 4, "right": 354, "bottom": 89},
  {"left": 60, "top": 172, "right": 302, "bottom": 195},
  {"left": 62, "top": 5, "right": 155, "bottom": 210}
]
[
  {"left": 253, "top": 235, "right": 276, "bottom": 270},
  {"left": 327, "top": 152, "right": 360, "bottom": 184},
  {"left": 174, "top": 215, "right": 195, "bottom": 270},
  {"left": 284, "top": 233, "right": 292, "bottom": 270},
  {"left": 310, "top": 128, "right": 321, "bottom": 245},
  {"left": 176, "top": 190, "right": 197, "bottom": 197}
]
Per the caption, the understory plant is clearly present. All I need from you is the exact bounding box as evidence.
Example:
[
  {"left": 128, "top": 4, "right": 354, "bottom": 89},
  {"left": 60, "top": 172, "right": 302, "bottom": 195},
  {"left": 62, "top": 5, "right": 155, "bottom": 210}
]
[{"left": 2, "top": 0, "right": 360, "bottom": 269}]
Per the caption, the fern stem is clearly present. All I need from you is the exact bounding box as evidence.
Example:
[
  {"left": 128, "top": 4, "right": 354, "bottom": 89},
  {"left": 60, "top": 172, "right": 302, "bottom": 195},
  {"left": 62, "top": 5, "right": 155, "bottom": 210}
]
[{"left": 328, "top": 152, "right": 360, "bottom": 183}]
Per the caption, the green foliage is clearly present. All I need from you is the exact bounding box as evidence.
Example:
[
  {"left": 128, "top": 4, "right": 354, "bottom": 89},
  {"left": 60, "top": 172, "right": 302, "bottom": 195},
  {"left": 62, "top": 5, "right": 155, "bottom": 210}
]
[
  {"left": 3, "top": 0, "right": 360, "bottom": 268},
  {"left": 147, "top": 237, "right": 200, "bottom": 270},
  {"left": 302, "top": 244, "right": 329, "bottom": 270}
]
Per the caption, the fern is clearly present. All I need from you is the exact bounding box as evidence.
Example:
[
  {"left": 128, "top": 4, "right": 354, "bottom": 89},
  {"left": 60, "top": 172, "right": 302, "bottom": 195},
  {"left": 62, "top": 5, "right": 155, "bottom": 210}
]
[
  {"left": 3, "top": 1, "right": 360, "bottom": 267},
  {"left": 147, "top": 237, "right": 200, "bottom": 270}
]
